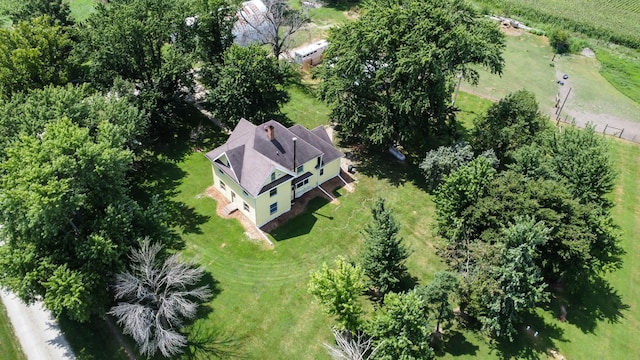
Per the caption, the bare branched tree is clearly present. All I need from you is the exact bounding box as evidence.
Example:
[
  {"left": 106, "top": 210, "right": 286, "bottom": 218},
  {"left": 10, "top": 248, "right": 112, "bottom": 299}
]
[
  {"left": 240, "top": 0, "right": 309, "bottom": 59},
  {"left": 109, "top": 240, "right": 212, "bottom": 358},
  {"left": 323, "top": 328, "right": 379, "bottom": 360}
]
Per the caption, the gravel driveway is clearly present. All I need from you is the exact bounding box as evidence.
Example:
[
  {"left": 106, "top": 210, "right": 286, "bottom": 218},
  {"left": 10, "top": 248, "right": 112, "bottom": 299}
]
[{"left": 1, "top": 290, "right": 75, "bottom": 360}]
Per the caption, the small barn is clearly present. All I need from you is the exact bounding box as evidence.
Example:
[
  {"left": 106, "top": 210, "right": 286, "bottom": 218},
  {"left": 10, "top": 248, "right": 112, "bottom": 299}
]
[{"left": 293, "top": 40, "right": 329, "bottom": 67}]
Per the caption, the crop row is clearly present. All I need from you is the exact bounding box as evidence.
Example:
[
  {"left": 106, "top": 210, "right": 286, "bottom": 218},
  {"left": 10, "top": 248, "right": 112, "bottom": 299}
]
[{"left": 475, "top": 0, "right": 640, "bottom": 48}]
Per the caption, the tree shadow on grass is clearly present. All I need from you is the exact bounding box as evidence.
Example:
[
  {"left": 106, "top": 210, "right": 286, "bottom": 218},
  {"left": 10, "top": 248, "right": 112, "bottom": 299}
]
[
  {"left": 352, "top": 149, "right": 430, "bottom": 191},
  {"left": 269, "top": 197, "right": 329, "bottom": 241},
  {"left": 490, "top": 312, "right": 567, "bottom": 360},
  {"left": 435, "top": 330, "right": 480, "bottom": 357},
  {"left": 182, "top": 322, "right": 247, "bottom": 360},
  {"left": 547, "top": 276, "right": 629, "bottom": 334}
]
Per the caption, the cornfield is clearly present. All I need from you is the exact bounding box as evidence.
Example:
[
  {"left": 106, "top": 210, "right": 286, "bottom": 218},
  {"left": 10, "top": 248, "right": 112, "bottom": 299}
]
[{"left": 476, "top": 0, "right": 640, "bottom": 48}]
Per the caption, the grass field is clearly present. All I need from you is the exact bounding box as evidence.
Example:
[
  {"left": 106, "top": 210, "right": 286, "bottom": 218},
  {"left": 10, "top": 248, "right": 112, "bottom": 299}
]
[
  {"left": 596, "top": 46, "right": 640, "bottom": 106},
  {"left": 460, "top": 31, "right": 558, "bottom": 108},
  {"left": 0, "top": 300, "right": 26, "bottom": 360},
  {"left": 460, "top": 31, "right": 640, "bottom": 127},
  {"left": 474, "top": 0, "right": 640, "bottom": 48}
]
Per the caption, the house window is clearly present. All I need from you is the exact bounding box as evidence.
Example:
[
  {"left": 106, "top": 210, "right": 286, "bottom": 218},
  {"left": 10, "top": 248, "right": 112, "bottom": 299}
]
[
  {"left": 270, "top": 202, "right": 278, "bottom": 215},
  {"left": 243, "top": 190, "right": 248, "bottom": 197},
  {"left": 316, "top": 157, "right": 321, "bottom": 168},
  {"left": 320, "top": 168, "right": 324, "bottom": 176},
  {"left": 217, "top": 167, "right": 224, "bottom": 175},
  {"left": 296, "top": 178, "right": 309, "bottom": 189},
  {"left": 296, "top": 165, "right": 303, "bottom": 174},
  {"left": 270, "top": 188, "right": 277, "bottom": 197},
  {"left": 220, "top": 181, "right": 226, "bottom": 190},
  {"left": 271, "top": 172, "right": 277, "bottom": 182},
  {"left": 243, "top": 202, "right": 249, "bottom": 212}
]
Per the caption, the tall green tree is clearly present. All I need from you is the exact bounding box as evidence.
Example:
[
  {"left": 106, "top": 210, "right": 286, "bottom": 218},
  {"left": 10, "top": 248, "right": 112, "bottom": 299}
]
[
  {"left": 185, "top": 0, "right": 236, "bottom": 64},
  {"left": 0, "top": 84, "right": 148, "bottom": 161},
  {"left": 203, "top": 44, "right": 288, "bottom": 126},
  {"left": 548, "top": 124, "right": 616, "bottom": 207},
  {"left": 418, "top": 271, "right": 459, "bottom": 335},
  {"left": 460, "top": 171, "right": 621, "bottom": 291},
  {"left": 463, "top": 217, "right": 549, "bottom": 341},
  {"left": 7, "top": 0, "right": 72, "bottom": 25},
  {"left": 359, "top": 198, "right": 411, "bottom": 296},
  {"left": 308, "top": 257, "right": 366, "bottom": 331},
  {"left": 368, "top": 290, "right": 433, "bottom": 360},
  {"left": 78, "top": 0, "right": 194, "bottom": 134},
  {"left": 0, "top": 15, "right": 76, "bottom": 99},
  {"left": 472, "top": 90, "right": 550, "bottom": 162},
  {"left": 318, "top": 0, "right": 505, "bottom": 148},
  {"left": 434, "top": 156, "right": 497, "bottom": 257},
  {"left": 0, "top": 118, "right": 173, "bottom": 321}
]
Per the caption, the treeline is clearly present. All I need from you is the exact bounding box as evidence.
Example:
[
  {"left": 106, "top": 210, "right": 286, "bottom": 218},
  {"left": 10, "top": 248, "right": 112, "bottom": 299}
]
[{"left": 475, "top": 0, "right": 640, "bottom": 49}]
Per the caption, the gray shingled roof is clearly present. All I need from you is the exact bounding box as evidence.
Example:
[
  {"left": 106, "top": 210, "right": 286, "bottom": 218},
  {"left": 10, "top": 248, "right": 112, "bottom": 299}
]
[
  {"left": 205, "top": 119, "right": 343, "bottom": 197},
  {"left": 291, "top": 125, "right": 344, "bottom": 164}
]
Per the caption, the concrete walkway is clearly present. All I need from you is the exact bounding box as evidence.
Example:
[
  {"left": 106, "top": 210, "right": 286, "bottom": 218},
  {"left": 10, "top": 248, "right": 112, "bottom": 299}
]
[{"left": 1, "top": 290, "right": 75, "bottom": 360}]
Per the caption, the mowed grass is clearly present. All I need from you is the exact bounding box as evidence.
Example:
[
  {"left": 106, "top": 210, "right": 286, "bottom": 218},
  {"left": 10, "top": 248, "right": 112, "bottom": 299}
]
[
  {"left": 164, "top": 86, "right": 442, "bottom": 358},
  {"left": 281, "top": 85, "right": 331, "bottom": 130},
  {"left": 461, "top": 30, "right": 640, "bottom": 125},
  {"left": 552, "top": 50, "right": 640, "bottom": 124},
  {"left": 460, "top": 31, "right": 558, "bottom": 108},
  {"left": 68, "top": 0, "right": 96, "bottom": 22},
  {"left": 0, "top": 300, "right": 26, "bottom": 360}
]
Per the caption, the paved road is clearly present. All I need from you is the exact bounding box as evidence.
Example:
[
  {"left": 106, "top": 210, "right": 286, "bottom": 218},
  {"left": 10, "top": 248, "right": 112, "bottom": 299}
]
[{"left": 1, "top": 290, "right": 75, "bottom": 360}]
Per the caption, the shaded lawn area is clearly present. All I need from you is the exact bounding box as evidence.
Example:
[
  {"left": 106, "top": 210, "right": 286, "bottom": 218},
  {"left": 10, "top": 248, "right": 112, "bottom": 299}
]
[
  {"left": 281, "top": 85, "right": 331, "bottom": 130},
  {"left": 0, "top": 300, "right": 26, "bottom": 360}
]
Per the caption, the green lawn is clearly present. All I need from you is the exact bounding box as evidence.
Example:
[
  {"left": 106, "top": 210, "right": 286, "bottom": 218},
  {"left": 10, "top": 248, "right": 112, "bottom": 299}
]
[
  {"left": 172, "top": 135, "right": 442, "bottom": 359},
  {"left": 460, "top": 31, "right": 558, "bottom": 107},
  {"left": 170, "top": 90, "right": 640, "bottom": 359},
  {"left": 596, "top": 46, "right": 640, "bottom": 107},
  {"left": 461, "top": 31, "right": 640, "bottom": 125},
  {"left": 282, "top": 85, "right": 331, "bottom": 130},
  {"left": 0, "top": 300, "right": 26, "bottom": 360},
  {"left": 68, "top": 0, "right": 96, "bottom": 22}
]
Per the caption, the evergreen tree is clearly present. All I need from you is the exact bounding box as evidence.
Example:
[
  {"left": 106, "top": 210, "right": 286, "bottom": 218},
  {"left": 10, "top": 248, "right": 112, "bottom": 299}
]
[{"left": 359, "top": 198, "right": 411, "bottom": 296}]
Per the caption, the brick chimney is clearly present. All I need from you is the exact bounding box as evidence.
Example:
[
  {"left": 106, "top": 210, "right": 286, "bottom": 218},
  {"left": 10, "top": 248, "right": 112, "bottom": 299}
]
[{"left": 265, "top": 125, "right": 275, "bottom": 141}]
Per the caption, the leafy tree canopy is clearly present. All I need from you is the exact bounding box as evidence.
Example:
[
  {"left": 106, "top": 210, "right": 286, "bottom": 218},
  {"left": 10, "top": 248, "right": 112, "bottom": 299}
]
[
  {"left": 78, "top": 0, "right": 197, "bottom": 135},
  {"left": 203, "top": 44, "right": 289, "bottom": 126},
  {"left": 472, "top": 89, "right": 550, "bottom": 163},
  {"left": 318, "top": 0, "right": 505, "bottom": 148},
  {"left": 7, "top": 0, "right": 73, "bottom": 25},
  {"left": 463, "top": 217, "right": 549, "bottom": 341},
  {"left": 0, "top": 15, "right": 76, "bottom": 99},
  {"left": 0, "top": 118, "right": 173, "bottom": 321},
  {"left": 0, "top": 84, "right": 148, "bottom": 161},
  {"left": 308, "top": 257, "right": 366, "bottom": 331},
  {"left": 368, "top": 290, "right": 433, "bottom": 360}
]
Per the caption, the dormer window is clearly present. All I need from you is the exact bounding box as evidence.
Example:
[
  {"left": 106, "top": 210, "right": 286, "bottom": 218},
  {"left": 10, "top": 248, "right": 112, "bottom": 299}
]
[{"left": 271, "top": 172, "right": 276, "bottom": 182}]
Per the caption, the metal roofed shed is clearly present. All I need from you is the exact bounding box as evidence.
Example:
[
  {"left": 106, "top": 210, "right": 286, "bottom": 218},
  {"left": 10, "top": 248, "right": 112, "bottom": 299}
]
[
  {"left": 233, "top": 0, "right": 270, "bottom": 47},
  {"left": 293, "top": 40, "right": 329, "bottom": 67}
]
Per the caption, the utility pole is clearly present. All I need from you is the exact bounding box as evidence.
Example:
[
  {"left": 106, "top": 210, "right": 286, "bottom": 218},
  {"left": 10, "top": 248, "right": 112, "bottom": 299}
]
[{"left": 556, "top": 87, "right": 572, "bottom": 121}]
